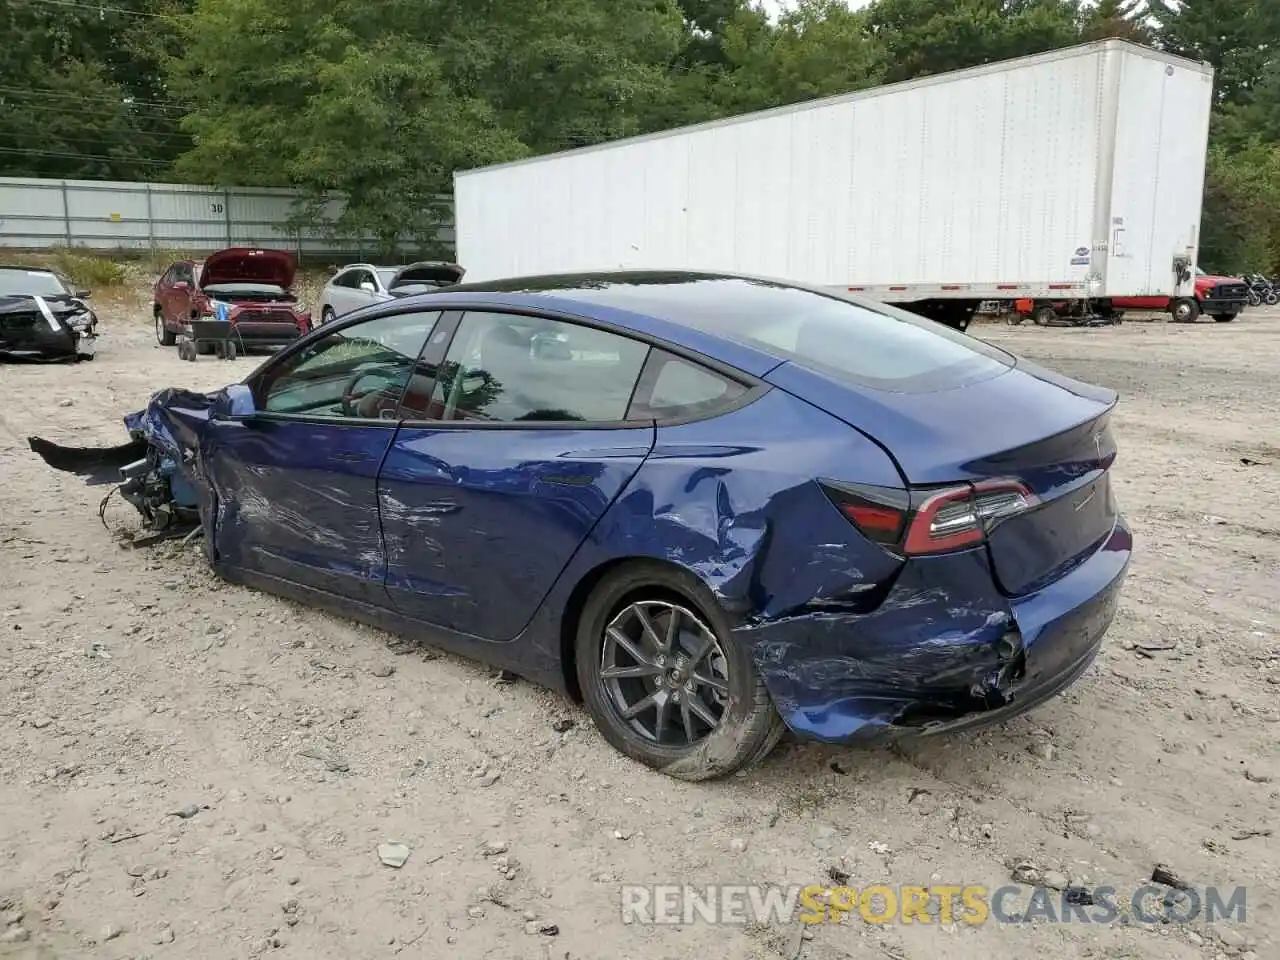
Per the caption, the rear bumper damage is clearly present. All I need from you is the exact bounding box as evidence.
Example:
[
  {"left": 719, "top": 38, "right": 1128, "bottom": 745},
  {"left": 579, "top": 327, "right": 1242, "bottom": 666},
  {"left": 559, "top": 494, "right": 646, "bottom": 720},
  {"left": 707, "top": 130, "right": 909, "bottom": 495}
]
[{"left": 744, "top": 518, "right": 1131, "bottom": 743}]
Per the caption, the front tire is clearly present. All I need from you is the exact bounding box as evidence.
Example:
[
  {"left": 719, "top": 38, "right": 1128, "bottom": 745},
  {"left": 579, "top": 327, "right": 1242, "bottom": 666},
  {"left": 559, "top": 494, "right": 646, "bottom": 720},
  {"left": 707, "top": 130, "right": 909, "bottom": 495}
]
[
  {"left": 1170, "top": 297, "right": 1200, "bottom": 323},
  {"left": 155, "top": 308, "right": 176, "bottom": 346},
  {"left": 575, "top": 562, "right": 785, "bottom": 781}
]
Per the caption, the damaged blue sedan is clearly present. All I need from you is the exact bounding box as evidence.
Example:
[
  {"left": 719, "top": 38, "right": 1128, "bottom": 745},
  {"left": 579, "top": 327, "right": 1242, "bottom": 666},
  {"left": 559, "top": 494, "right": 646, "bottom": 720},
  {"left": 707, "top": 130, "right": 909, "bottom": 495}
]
[{"left": 29, "top": 272, "right": 1131, "bottom": 780}]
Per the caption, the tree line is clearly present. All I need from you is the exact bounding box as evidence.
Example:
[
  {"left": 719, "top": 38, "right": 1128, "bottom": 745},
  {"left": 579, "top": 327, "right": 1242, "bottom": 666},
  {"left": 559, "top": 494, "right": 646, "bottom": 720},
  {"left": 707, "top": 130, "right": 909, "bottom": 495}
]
[{"left": 1, "top": 0, "right": 1276, "bottom": 272}]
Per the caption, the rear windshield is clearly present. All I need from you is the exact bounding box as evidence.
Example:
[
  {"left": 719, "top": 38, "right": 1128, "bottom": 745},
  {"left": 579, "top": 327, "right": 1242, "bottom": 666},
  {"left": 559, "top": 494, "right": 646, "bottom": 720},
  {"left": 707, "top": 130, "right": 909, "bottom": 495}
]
[{"left": 631, "top": 279, "right": 1013, "bottom": 393}]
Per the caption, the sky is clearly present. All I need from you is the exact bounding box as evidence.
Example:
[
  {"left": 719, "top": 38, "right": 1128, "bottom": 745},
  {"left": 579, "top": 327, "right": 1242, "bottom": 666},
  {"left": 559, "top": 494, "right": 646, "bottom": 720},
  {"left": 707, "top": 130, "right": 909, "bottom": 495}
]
[{"left": 758, "top": 0, "right": 871, "bottom": 20}]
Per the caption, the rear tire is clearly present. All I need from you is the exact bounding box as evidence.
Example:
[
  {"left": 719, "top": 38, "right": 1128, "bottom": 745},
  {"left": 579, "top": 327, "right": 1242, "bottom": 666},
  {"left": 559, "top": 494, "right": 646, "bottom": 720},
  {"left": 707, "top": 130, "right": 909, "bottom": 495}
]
[
  {"left": 1032, "top": 305, "right": 1057, "bottom": 326},
  {"left": 1170, "top": 298, "right": 1200, "bottom": 323},
  {"left": 321, "top": 306, "right": 336, "bottom": 326},
  {"left": 1212, "top": 313, "right": 1237, "bottom": 323},
  {"left": 155, "top": 308, "right": 176, "bottom": 346},
  {"left": 574, "top": 561, "right": 785, "bottom": 781}
]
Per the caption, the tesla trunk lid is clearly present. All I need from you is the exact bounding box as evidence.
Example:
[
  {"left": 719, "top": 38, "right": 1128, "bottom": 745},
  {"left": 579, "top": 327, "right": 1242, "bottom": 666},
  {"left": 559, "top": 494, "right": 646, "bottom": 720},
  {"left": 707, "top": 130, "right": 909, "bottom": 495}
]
[{"left": 767, "top": 357, "right": 1120, "bottom": 597}]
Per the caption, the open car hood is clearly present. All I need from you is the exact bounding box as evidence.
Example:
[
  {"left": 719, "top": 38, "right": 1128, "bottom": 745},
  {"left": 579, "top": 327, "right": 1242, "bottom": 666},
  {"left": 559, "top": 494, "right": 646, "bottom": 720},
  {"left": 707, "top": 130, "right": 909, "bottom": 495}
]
[
  {"left": 389, "top": 261, "right": 465, "bottom": 291},
  {"left": 199, "top": 248, "right": 297, "bottom": 288}
]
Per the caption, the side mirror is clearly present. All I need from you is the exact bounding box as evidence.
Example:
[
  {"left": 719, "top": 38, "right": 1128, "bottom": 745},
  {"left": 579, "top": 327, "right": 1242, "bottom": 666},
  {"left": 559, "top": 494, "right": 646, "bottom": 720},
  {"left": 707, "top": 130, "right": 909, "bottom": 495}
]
[
  {"left": 212, "top": 383, "right": 257, "bottom": 421},
  {"left": 359, "top": 281, "right": 377, "bottom": 294},
  {"left": 75, "top": 288, "right": 91, "bottom": 299}
]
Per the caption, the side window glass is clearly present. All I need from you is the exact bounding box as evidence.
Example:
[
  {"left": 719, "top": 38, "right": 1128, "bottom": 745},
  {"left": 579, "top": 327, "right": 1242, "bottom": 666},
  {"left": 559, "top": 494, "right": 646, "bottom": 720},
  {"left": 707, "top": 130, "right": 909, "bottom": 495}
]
[
  {"left": 628, "top": 350, "right": 747, "bottom": 421},
  {"left": 332, "top": 271, "right": 351, "bottom": 289},
  {"left": 429, "top": 311, "right": 649, "bottom": 423},
  {"left": 258, "top": 311, "right": 442, "bottom": 419},
  {"left": 160, "top": 267, "right": 175, "bottom": 285}
]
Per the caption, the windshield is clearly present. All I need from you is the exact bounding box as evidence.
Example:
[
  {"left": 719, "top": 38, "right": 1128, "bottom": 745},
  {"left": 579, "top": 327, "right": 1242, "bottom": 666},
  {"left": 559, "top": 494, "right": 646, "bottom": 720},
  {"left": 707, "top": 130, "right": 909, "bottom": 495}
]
[{"left": 0, "top": 269, "right": 70, "bottom": 297}]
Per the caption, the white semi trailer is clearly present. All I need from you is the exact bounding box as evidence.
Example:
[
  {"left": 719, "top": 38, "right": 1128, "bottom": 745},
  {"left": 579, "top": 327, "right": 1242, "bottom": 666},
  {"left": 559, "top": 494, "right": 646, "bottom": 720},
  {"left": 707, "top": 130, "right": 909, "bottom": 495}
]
[{"left": 453, "top": 39, "right": 1215, "bottom": 330}]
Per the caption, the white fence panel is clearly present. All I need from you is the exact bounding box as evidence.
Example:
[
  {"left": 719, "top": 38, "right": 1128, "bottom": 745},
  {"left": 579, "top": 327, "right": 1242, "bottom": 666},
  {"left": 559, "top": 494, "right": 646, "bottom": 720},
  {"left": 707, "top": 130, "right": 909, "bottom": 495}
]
[{"left": 0, "top": 176, "right": 453, "bottom": 259}]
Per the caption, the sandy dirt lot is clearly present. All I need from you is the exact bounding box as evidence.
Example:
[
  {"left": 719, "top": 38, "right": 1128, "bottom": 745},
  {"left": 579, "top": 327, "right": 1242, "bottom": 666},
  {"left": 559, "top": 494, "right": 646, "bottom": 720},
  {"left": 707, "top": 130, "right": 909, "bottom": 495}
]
[{"left": 1, "top": 300, "right": 1278, "bottom": 960}]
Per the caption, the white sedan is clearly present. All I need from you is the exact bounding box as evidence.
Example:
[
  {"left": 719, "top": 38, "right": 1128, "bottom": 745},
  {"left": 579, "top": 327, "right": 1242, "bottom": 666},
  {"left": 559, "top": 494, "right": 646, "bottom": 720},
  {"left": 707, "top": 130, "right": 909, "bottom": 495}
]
[{"left": 316, "top": 261, "right": 465, "bottom": 324}]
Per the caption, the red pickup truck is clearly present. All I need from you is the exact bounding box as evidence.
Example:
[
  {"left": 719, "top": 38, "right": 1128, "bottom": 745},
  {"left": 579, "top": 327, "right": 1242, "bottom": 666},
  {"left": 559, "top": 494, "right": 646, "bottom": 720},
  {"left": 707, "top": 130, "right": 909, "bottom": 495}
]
[{"left": 1111, "top": 268, "right": 1250, "bottom": 323}]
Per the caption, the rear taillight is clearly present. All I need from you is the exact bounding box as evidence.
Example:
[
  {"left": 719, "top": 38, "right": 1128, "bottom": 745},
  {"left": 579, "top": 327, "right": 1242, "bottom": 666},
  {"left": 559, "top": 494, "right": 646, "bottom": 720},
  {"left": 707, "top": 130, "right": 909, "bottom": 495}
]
[{"left": 822, "top": 479, "right": 1036, "bottom": 556}]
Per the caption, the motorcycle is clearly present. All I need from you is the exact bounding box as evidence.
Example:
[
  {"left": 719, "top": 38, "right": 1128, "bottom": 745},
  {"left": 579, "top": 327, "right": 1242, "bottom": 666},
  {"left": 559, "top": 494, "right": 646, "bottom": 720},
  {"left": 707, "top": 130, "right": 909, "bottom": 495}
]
[{"left": 1245, "top": 274, "right": 1278, "bottom": 307}]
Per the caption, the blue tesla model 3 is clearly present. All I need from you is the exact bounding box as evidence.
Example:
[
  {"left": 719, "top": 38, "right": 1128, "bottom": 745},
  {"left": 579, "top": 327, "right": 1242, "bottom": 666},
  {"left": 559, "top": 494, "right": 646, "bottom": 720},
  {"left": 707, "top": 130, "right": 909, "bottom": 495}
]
[{"left": 30, "top": 271, "right": 1131, "bottom": 780}]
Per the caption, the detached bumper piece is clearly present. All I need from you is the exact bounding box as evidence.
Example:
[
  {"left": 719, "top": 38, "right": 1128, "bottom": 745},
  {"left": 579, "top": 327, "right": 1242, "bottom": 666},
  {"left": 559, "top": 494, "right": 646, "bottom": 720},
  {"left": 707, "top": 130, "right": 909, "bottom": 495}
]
[{"left": 28, "top": 388, "right": 213, "bottom": 549}]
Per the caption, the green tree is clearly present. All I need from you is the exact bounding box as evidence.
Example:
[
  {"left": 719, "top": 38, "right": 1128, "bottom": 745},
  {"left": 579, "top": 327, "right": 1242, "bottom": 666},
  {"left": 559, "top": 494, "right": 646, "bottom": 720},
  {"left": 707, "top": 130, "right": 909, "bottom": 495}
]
[
  {"left": 865, "top": 0, "right": 1083, "bottom": 83},
  {"left": 0, "top": 0, "right": 191, "bottom": 179},
  {"left": 1150, "top": 0, "right": 1272, "bottom": 107},
  {"left": 1082, "top": 0, "right": 1151, "bottom": 42},
  {"left": 713, "top": 0, "right": 884, "bottom": 112},
  {"left": 1199, "top": 142, "right": 1280, "bottom": 273},
  {"left": 170, "top": 0, "right": 688, "bottom": 249}
]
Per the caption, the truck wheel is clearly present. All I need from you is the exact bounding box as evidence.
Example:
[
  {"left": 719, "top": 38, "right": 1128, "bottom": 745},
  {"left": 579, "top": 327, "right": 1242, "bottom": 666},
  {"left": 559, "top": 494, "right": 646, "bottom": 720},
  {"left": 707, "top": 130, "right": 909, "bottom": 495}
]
[
  {"left": 1032, "top": 305, "right": 1057, "bottom": 326},
  {"left": 1170, "top": 298, "right": 1200, "bottom": 323},
  {"left": 1212, "top": 313, "right": 1237, "bottom": 323}
]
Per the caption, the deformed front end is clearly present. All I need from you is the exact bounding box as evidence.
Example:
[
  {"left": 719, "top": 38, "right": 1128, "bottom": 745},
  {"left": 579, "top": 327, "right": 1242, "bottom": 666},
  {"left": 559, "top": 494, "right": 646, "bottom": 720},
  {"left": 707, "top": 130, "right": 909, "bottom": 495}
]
[{"left": 28, "top": 386, "right": 230, "bottom": 546}]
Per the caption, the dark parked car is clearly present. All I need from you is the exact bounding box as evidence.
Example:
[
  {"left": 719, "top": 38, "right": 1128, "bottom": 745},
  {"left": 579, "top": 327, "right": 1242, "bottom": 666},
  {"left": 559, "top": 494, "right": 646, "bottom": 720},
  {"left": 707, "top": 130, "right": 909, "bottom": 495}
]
[
  {"left": 153, "top": 247, "right": 312, "bottom": 351},
  {"left": 30, "top": 271, "right": 1131, "bottom": 780},
  {"left": 0, "top": 265, "right": 99, "bottom": 361}
]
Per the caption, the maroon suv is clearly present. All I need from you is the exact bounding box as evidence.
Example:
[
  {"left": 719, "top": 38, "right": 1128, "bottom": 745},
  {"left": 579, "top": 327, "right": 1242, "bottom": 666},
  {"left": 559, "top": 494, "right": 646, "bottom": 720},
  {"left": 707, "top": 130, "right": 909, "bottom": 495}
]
[{"left": 153, "top": 247, "right": 312, "bottom": 350}]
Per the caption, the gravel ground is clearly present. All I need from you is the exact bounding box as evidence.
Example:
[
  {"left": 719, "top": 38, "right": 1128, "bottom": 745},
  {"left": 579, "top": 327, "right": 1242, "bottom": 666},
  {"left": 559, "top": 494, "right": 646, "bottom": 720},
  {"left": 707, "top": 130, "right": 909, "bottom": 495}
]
[{"left": 1, "top": 299, "right": 1277, "bottom": 960}]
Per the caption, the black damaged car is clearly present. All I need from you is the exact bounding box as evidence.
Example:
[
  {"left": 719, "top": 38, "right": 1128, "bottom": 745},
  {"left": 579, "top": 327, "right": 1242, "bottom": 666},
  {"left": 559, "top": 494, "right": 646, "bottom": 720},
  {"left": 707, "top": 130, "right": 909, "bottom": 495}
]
[{"left": 0, "top": 265, "right": 100, "bottom": 361}]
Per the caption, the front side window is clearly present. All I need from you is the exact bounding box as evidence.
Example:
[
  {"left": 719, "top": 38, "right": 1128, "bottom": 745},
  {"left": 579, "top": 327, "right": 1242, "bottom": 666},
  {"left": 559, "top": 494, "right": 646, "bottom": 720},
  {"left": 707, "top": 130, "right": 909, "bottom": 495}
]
[
  {"left": 258, "top": 311, "right": 441, "bottom": 419},
  {"left": 426, "top": 311, "right": 650, "bottom": 423}
]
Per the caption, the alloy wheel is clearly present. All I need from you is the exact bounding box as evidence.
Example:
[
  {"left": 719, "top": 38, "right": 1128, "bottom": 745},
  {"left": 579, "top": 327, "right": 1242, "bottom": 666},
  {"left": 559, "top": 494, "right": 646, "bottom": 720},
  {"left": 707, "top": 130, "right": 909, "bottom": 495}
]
[{"left": 599, "top": 600, "right": 730, "bottom": 746}]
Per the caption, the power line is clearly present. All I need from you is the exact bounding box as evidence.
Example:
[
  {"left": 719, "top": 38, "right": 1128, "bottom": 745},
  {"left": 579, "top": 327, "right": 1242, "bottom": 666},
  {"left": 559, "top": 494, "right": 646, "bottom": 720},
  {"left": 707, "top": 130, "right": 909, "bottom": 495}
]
[
  {"left": 12, "top": 131, "right": 190, "bottom": 152},
  {"left": 0, "top": 84, "right": 190, "bottom": 112},
  {"left": 0, "top": 146, "right": 173, "bottom": 166},
  {"left": 21, "top": 0, "right": 181, "bottom": 20}
]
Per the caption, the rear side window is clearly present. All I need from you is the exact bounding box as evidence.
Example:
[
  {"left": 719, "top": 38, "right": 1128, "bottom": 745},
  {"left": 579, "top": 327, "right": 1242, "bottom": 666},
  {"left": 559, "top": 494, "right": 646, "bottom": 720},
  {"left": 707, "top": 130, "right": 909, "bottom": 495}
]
[
  {"left": 572, "top": 278, "right": 1013, "bottom": 393},
  {"left": 627, "top": 350, "right": 746, "bottom": 420}
]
